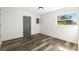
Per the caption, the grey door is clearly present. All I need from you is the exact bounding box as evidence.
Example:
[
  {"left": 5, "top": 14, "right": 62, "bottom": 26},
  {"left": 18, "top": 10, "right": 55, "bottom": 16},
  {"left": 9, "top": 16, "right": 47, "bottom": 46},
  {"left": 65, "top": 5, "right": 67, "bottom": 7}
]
[{"left": 23, "top": 16, "right": 31, "bottom": 37}]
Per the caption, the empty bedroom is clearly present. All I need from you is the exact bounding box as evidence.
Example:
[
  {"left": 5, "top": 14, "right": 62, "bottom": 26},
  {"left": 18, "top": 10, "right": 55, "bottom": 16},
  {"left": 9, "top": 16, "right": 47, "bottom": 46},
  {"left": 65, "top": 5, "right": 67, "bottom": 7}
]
[{"left": 0, "top": 7, "right": 78, "bottom": 51}]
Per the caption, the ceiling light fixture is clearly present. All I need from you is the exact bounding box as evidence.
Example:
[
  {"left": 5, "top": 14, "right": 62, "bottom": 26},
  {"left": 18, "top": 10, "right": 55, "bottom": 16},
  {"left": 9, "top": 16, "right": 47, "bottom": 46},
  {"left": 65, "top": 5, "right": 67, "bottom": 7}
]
[{"left": 38, "top": 7, "right": 44, "bottom": 10}]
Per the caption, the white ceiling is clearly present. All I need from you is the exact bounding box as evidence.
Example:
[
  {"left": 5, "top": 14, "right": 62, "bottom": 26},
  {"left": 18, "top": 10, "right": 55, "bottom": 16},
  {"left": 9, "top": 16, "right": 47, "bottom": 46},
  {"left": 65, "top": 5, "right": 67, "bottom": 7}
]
[
  {"left": 17, "top": 7, "right": 64, "bottom": 15},
  {"left": 0, "top": 7, "right": 64, "bottom": 15}
]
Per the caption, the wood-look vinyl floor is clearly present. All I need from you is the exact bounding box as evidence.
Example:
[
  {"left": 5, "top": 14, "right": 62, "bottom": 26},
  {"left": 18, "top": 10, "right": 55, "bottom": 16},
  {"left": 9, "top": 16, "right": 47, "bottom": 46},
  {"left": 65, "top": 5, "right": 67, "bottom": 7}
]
[{"left": 0, "top": 33, "right": 78, "bottom": 51}]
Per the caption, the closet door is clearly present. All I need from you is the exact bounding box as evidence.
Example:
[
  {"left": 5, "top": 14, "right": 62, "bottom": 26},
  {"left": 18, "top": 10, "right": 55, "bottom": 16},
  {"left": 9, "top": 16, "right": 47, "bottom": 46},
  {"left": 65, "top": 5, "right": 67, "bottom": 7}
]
[{"left": 23, "top": 16, "right": 31, "bottom": 37}]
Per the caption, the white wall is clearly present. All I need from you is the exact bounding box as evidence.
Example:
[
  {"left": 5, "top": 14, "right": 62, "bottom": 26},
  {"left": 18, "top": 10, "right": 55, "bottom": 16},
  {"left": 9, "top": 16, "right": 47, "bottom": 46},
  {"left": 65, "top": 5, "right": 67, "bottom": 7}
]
[
  {"left": 78, "top": 17, "right": 79, "bottom": 51},
  {"left": 78, "top": 8, "right": 79, "bottom": 50},
  {"left": 1, "top": 7, "right": 40, "bottom": 41},
  {"left": 40, "top": 7, "right": 78, "bottom": 44},
  {"left": 0, "top": 9, "right": 2, "bottom": 47}
]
